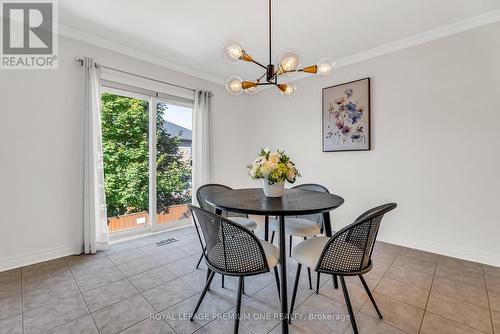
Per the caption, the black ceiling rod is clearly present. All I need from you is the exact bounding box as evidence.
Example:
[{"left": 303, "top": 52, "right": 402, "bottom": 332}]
[{"left": 269, "top": 0, "right": 272, "bottom": 66}]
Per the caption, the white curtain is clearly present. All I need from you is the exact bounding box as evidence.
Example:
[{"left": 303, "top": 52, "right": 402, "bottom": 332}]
[
  {"left": 83, "top": 57, "right": 109, "bottom": 253},
  {"left": 192, "top": 90, "right": 211, "bottom": 204}
]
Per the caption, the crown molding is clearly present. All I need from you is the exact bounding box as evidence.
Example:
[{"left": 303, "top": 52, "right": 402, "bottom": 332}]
[
  {"left": 58, "top": 24, "right": 226, "bottom": 85},
  {"left": 59, "top": 9, "right": 500, "bottom": 87},
  {"left": 334, "top": 9, "right": 500, "bottom": 69},
  {"left": 286, "top": 9, "right": 500, "bottom": 84}
]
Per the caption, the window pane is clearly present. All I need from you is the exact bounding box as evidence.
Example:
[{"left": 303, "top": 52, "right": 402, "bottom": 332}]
[
  {"left": 101, "top": 92, "right": 150, "bottom": 233},
  {"left": 156, "top": 101, "right": 192, "bottom": 227}
]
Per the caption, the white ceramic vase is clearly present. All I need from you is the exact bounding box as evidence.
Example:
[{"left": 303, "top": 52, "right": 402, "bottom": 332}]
[{"left": 262, "top": 180, "right": 285, "bottom": 197}]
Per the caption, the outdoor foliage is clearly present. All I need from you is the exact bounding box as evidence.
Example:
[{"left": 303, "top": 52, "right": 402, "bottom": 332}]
[{"left": 101, "top": 93, "right": 192, "bottom": 217}]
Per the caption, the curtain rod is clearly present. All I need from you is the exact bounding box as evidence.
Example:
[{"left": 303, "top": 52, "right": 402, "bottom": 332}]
[{"left": 75, "top": 57, "right": 197, "bottom": 93}]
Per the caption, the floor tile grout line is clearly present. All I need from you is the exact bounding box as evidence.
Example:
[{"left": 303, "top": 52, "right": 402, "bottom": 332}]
[
  {"left": 105, "top": 246, "right": 194, "bottom": 279},
  {"left": 22, "top": 294, "right": 91, "bottom": 333},
  {"left": 65, "top": 257, "right": 102, "bottom": 334},
  {"left": 173, "top": 258, "right": 289, "bottom": 333},
  {"left": 126, "top": 231, "right": 270, "bottom": 334},
  {"left": 104, "top": 252, "right": 179, "bottom": 333},
  {"left": 363, "top": 264, "right": 492, "bottom": 334},
  {"left": 483, "top": 264, "right": 496, "bottom": 334},
  {"left": 267, "top": 322, "right": 280, "bottom": 334},
  {"left": 45, "top": 313, "right": 98, "bottom": 334},
  {"left": 20, "top": 290, "right": 82, "bottom": 317},
  {"left": 115, "top": 227, "right": 305, "bottom": 315},
  {"left": 355, "top": 248, "right": 405, "bottom": 328},
  {"left": 11, "top": 239, "right": 389, "bottom": 330},
  {"left": 13, "top": 234, "right": 497, "bottom": 334},
  {"left": 416, "top": 253, "right": 439, "bottom": 333},
  {"left": 57, "top": 257, "right": 101, "bottom": 333},
  {"left": 288, "top": 268, "right": 341, "bottom": 312},
  {"left": 423, "top": 310, "right": 492, "bottom": 334},
  {"left": 385, "top": 259, "right": 491, "bottom": 309},
  {"left": 20, "top": 262, "right": 85, "bottom": 321},
  {"left": 155, "top": 291, "right": 223, "bottom": 334},
  {"left": 263, "top": 243, "right": 402, "bottom": 333},
  {"left": 342, "top": 313, "right": 411, "bottom": 334},
  {"left": 420, "top": 263, "right": 491, "bottom": 309},
  {"left": 101, "top": 249, "right": 214, "bottom": 297},
  {"left": 171, "top": 297, "right": 231, "bottom": 334},
  {"left": 12, "top": 230, "right": 233, "bottom": 334},
  {"left": 113, "top": 313, "right": 176, "bottom": 334}
]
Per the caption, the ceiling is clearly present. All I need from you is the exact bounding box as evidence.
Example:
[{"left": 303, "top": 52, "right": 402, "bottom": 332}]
[{"left": 59, "top": 0, "right": 500, "bottom": 84}]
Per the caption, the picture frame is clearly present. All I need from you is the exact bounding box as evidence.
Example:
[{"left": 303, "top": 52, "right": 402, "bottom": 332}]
[{"left": 322, "top": 77, "right": 371, "bottom": 152}]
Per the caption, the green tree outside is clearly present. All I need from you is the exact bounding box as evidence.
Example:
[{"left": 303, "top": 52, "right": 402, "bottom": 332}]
[{"left": 100, "top": 93, "right": 192, "bottom": 218}]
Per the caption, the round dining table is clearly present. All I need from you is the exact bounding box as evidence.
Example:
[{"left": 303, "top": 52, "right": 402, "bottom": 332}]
[{"left": 206, "top": 187, "right": 344, "bottom": 334}]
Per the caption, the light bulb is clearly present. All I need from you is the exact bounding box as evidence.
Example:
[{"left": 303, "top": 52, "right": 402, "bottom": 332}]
[
  {"left": 245, "top": 85, "right": 258, "bottom": 95},
  {"left": 223, "top": 41, "right": 244, "bottom": 64},
  {"left": 278, "top": 51, "right": 300, "bottom": 74},
  {"left": 316, "top": 57, "right": 335, "bottom": 76},
  {"left": 225, "top": 76, "right": 243, "bottom": 95},
  {"left": 278, "top": 83, "right": 296, "bottom": 96}
]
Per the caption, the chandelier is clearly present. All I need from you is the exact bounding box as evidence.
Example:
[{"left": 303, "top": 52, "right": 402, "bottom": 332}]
[{"left": 224, "top": 0, "right": 335, "bottom": 96}]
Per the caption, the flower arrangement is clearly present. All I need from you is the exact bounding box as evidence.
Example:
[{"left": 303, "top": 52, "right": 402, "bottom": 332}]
[{"left": 248, "top": 148, "right": 300, "bottom": 197}]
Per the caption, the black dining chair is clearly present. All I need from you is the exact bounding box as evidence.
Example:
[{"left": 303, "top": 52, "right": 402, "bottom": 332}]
[
  {"left": 195, "top": 184, "right": 258, "bottom": 272},
  {"left": 188, "top": 204, "right": 280, "bottom": 334},
  {"left": 269, "top": 183, "right": 330, "bottom": 289},
  {"left": 289, "top": 203, "right": 397, "bottom": 334}
]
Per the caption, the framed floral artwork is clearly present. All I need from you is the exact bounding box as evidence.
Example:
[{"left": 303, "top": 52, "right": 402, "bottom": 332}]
[{"left": 322, "top": 78, "right": 371, "bottom": 152}]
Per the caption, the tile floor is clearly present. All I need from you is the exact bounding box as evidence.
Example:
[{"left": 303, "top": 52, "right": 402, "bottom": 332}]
[{"left": 1, "top": 221, "right": 500, "bottom": 334}]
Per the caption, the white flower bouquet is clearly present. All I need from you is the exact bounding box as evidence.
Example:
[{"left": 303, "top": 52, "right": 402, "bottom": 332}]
[{"left": 248, "top": 148, "right": 300, "bottom": 197}]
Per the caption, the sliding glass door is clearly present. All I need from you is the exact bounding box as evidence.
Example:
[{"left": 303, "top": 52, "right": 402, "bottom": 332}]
[
  {"left": 100, "top": 91, "right": 152, "bottom": 234},
  {"left": 100, "top": 86, "right": 193, "bottom": 238},
  {"left": 154, "top": 101, "right": 193, "bottom": 230}
]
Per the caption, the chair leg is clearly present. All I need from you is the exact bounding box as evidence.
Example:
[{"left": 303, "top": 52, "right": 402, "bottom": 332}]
[
  {"left": 190, "top": 270, "right": 215, "bottom": 321},
  {"left": 316, "top": 272, "right": 320, "bottom": 294},
  {"left": 303, "top": 237, "right": 311, "bottom": 289},
  {"left": 307, "top": 267, "right": 312, "bottom": 289},
  {"left": 273, "top": 266, "right": 281, "bottom": 299},
  {"left": 234, "top": 277, "right": 244, "bottom": 334},
  {"left": 289, "top": 263, "right": 302, "bottom": 324},
  {"left": 333, "top": 274, "right": 338, "bottom": 289},
  {"left": 270, "top": 231, "right": 275, "bottom": 244},
  {"left": 221, "top": 275, "right": 225, "bottom": 288},
  {"left": 206, "top": 269, "right": 212, "bottom": 291},
  {"left": 196, "top": 252, "right": 204, "bottom": 269},
  {"left": 264, "top": 215, "right": 269, "bottom": 241},
  {"left": 359, "top": 275, "right": 383, "bottom": 319},
  {"left": 339, "top": 276, "right": 358, "bottom": 334},
  {"left": 289, "top": 235, "right": 292, "bottom": 257},
  {"left": 242, "top": 277, "right": 245, "bottom": 295}
]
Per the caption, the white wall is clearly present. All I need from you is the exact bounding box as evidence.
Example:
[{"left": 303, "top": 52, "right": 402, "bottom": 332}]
[
  {"left": 1, "top": 22, "right": 499, "bottom": 271},
  {"left": 247, "top": 22, "right": 500, "bottom": 266},
  {"left": 0, "top": 36, "right": 252, "bottom": 271}
]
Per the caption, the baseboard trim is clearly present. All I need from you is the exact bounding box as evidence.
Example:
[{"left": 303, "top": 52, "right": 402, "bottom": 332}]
[
  {"left": 0, "top": 244, "right": 82, "bottom": 272},
  {"left": 2, "top": 233, "right": 498, "bottom": 272},
  {"left": 378, "top": 234, "right": 500, "bottom": 267}
]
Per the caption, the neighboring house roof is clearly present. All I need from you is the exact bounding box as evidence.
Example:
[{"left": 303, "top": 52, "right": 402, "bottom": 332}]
[{"left": 164, "top": 122, "right": 192, "bottom": 142}]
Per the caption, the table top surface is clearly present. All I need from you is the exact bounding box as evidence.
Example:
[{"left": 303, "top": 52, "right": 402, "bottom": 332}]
[{"left": 206, "top": 188, "right": 344, "bottom": 216}]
